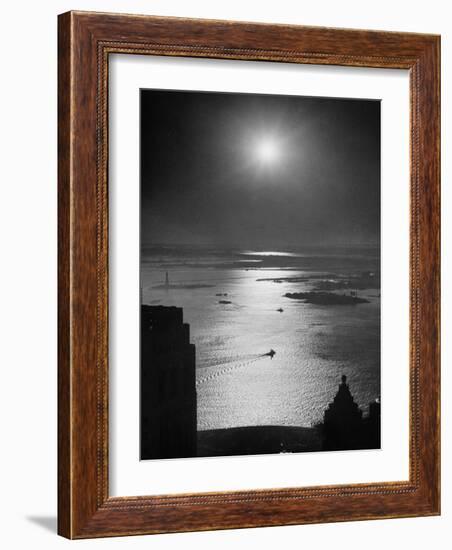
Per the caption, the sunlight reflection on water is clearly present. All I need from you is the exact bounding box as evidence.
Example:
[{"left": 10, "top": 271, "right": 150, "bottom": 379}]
[{"left": 142, "top": 252, "right": 380, "bottom": 431}]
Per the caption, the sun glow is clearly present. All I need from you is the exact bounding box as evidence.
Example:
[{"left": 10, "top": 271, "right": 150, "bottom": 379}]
[{"left": 255, "top": 137, "right": 280, "bottom": 165}]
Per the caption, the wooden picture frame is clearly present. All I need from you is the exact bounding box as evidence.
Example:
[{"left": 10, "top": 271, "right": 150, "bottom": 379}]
[{"left": 58, "top": 10, "right": 440, "bottom": 539}]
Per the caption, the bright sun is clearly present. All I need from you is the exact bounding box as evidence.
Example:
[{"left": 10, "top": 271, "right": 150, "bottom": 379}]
[{"left": 255, "top": 137, "right": 280, "bottom": 165}]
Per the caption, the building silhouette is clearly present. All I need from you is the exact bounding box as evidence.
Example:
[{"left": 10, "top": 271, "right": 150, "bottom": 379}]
[
  {"left": 322, "top": 375, "right": 380, "bottom": 451},
  {"left": 140, "top": 305, "right": 197, "bottom": 459}
]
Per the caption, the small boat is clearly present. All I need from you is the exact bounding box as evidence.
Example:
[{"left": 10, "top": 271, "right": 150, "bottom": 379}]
[
  {"left": 277, "top": 308, "right": 284, "bottom": 312},
  {"left": 264, "top": 349, "right": 276, "bottom": 359}
]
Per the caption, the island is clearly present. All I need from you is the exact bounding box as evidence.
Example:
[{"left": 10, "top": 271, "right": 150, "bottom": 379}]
[
  {"left": 256, "top": 276, "right": 312, "bottom": 283},
  {"left": 284, "top": 291, "right": 370, "bottom": 305},
  {"left": 312, "top": 271, "right": 380, "bottom": 291}
]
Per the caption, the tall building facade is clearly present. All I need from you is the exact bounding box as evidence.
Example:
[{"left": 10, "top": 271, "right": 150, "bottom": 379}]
[{"left": 140, "top": 305, "right": 197, "bottom": 459}]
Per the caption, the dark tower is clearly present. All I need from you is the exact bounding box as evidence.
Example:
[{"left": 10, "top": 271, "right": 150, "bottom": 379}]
[
  {"left": 140, "top": 305, "right": 197, "bottom": 459},
  {"left": 322, "top": 375, "right": 364, "bottom": 451}
]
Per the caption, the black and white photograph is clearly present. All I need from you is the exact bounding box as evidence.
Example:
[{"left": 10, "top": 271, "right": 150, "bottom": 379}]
[{"left": 140, "top": 88, "right": 381, "bottom": 460}]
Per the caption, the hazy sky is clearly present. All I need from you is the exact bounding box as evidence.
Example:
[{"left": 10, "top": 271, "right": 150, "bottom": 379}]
[{"left": 141, "top": 89, "right": 380, "bottom": 248}]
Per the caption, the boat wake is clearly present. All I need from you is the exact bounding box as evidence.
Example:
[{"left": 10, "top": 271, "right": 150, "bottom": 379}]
[{"left": 196, "top": 354, "right": 268, "bottom": 386}]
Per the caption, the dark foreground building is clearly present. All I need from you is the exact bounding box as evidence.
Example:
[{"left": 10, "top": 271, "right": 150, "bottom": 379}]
[
  {"left": 322, "top": 375, "right": 380, "bottom": 451},
  {"left": 140, "top": 305, "right": 197, "bottom": 459}
]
